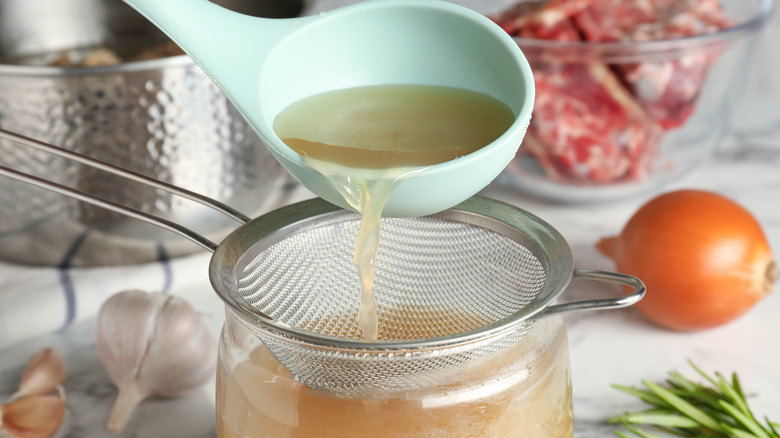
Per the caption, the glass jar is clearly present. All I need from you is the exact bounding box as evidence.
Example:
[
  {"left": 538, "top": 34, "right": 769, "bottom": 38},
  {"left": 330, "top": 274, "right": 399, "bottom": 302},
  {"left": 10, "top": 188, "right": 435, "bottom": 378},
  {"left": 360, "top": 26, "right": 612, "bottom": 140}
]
[
  {"left": 216, "top": 307, "right": 573, "bottom": 438},
  {"left": 207, "top": 198, "right": 642, "bottom": 438}
]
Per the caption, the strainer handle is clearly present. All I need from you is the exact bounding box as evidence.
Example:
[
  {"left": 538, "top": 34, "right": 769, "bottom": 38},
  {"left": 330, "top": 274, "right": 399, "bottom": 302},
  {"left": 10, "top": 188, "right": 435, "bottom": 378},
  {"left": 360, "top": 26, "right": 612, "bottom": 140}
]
[
  {"left": 0, "top": 128, "right": 250, "bottom": 252},
  {"left": 537, "top": 269, "right": 646, "bottom": 318}
]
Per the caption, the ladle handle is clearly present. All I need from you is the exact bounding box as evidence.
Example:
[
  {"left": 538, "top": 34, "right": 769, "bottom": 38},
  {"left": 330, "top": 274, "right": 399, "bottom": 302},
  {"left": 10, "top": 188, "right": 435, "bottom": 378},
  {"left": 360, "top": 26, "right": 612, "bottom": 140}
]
[
  {"left": 121, "top": 0, "right": 310, "bottom": 129},
  {"left": 0, "top": 128, "right": 249, "bottom": 253},
  {"left": 537, "top": 269, "right": 646, "bottom": 318}
]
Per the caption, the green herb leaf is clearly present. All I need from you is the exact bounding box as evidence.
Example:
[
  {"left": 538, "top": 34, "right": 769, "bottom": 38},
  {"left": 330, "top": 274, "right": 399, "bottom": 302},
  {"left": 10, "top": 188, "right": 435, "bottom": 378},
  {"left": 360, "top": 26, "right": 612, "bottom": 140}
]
[
  {"left": 644, "top": 380, "right": 723, "bottom": 431},
  {"left": 609, "top": 361, "right": 779, "bottom": 438},
  {"left": 612, "top": 384, "right": 669, "bottom": 408},
  {"left": 718, "top": 400, "right": 772, "bottom": 438},
  {"left": 613, "top": 411, "right": 701, "bottom": 429},
  {"left": 616, "top": 419, "right": 663, "bottom": 438}
]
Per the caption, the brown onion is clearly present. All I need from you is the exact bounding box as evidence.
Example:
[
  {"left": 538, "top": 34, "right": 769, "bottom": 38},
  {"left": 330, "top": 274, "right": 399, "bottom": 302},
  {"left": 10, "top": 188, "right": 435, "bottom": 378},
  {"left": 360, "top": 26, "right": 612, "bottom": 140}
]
[{"left": 597, "top": 189, "right": 777, "bottom": 331}]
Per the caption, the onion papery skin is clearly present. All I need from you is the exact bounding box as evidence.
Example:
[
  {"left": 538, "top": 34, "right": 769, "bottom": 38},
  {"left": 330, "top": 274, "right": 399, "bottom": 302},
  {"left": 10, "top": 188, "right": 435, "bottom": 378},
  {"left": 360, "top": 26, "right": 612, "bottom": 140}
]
[{"left": 598, "top": 190, "right": 777, "bottom": 331}]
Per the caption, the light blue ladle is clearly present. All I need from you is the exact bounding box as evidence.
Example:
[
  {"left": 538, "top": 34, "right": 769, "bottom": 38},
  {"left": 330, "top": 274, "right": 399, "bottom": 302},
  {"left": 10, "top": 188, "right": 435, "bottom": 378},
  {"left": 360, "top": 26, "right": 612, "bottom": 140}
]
[{"left": 122, "top": 0, "right": 535, "bottom": 217}]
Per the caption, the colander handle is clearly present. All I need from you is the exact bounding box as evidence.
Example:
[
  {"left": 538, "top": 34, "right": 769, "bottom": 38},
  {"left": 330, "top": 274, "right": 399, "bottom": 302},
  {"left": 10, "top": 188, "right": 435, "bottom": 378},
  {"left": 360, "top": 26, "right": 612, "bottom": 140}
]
[
  {"left": 537, "top": 269, "right": 646, "bottom": 318},
  {"left": 0, "top": 128, "right": 250, "bottom": 252}
]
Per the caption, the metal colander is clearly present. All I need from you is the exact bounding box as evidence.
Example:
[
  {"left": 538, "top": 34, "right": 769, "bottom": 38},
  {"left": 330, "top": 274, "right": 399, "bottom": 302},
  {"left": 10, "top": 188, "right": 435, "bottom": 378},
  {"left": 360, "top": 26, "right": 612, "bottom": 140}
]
[
  {"left": 0, "top": 129, "right": 645, "bottom": 395},
  {"left": 210, "top": 197, "right": 643, "bottom": 394}
]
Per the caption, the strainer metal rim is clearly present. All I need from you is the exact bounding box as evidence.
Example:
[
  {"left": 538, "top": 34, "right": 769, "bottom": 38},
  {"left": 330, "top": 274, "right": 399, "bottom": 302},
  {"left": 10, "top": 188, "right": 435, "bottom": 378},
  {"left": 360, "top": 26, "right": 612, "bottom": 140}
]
[{"left": 209, "top": 196, "right": 574, "bottom": 352}]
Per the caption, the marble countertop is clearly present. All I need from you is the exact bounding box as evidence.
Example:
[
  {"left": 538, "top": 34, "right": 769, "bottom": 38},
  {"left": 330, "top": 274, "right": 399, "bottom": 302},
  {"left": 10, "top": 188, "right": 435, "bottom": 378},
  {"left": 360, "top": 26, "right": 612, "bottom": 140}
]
[{"left": 1, "top": 2, "right": 779, "bottom": 438}]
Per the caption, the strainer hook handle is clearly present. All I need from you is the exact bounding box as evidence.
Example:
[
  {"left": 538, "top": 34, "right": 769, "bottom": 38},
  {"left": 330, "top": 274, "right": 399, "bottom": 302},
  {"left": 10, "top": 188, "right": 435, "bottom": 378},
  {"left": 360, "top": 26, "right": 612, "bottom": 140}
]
[{"left": 537, "top": 269, "right": 645, "bottom": 318}]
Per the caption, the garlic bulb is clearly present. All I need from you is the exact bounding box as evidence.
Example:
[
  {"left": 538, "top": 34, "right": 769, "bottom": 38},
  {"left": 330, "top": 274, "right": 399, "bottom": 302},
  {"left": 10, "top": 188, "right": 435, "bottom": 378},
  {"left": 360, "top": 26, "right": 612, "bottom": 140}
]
[
  {"left": 96, "top": 290, "right": 217, "bottom": 434},
  {"left": 10, "top": 348, "right": 67, "bottom": 401},
  {"left": 0, "top": 389, "right": 66, "bottom": 438}
]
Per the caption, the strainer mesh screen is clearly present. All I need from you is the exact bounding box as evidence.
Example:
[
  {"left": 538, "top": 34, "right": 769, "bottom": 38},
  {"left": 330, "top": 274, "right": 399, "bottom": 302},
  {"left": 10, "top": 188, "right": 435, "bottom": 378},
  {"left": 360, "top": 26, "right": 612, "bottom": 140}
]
[
  {"left": 235, "top": 216, "right": 549, "bottom": 393},
  {"left": 238, "top": 217, "right": 546, "bottom": 338}
]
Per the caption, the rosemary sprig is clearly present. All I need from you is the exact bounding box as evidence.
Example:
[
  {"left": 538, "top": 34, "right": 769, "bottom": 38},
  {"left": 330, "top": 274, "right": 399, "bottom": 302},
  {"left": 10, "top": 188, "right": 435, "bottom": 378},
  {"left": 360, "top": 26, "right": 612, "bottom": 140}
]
[{"left": 609, "top": 360, "right": 779, "bottom": 438}]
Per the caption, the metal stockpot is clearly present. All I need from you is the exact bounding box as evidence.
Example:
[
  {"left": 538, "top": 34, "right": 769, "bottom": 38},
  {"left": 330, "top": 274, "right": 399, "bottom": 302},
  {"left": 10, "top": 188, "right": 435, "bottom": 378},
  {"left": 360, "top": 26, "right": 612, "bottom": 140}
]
[{"left": 0, "top": 0, "right": 302, "bottom": 267}]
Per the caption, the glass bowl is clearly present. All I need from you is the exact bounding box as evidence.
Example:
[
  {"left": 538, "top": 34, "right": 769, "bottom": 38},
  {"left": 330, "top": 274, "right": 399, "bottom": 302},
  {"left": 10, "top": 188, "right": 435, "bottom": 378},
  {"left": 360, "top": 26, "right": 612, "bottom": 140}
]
[{"left": 489, "top": 0, "right": 773, "bottom": 203}]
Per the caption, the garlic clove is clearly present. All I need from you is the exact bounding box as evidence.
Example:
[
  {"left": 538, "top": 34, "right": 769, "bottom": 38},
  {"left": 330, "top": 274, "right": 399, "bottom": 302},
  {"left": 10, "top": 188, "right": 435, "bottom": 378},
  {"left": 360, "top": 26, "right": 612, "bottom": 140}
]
[
  {"left": 138, "top": 293, "right": 217, "bottom": 398},
  {"left": 9, "top": 348, "right": 67, "bottom": 401},
  {"left": 96, "top": 290, "right": 217, "bottom": 434},
  {"left": 97, "top": 290, "right": 168, "bottom": 392},
  {"left": 0, "top": 391, "right": 66, "bottom": 438}
]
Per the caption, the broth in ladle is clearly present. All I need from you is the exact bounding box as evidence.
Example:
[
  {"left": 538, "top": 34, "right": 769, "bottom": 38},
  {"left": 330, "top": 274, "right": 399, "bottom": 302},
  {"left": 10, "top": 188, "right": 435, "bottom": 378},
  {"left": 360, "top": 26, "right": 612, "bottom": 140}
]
[{"left": 273, "top": 84, "right": 515, "bottom": 340}]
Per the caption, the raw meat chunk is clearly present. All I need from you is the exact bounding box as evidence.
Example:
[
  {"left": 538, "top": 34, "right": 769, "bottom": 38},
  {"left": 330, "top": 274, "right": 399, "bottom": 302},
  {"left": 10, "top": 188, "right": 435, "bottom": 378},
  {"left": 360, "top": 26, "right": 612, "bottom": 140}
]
[
  {"left": 494, "top": 0, "right": 733, "bottom": 183},
  {"left": 573, "top": 0, "right": 734, "bottom": 128},
  {"left": 528, "top": 61, "right": 663, "bottom": 183}
]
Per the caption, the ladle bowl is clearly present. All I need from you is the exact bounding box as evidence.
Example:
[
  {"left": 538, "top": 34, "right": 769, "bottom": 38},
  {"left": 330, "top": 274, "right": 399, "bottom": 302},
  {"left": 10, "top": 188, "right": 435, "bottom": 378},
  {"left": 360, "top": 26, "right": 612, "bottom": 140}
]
[{"left": 122, "top": 0, "right": 535, "bottom": 217}]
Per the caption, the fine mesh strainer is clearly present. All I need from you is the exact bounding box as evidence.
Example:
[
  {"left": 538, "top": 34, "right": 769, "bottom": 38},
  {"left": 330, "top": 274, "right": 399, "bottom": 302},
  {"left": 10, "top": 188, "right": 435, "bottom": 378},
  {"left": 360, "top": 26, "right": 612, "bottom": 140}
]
[{"left": 0, "top": 128, "right": 645, "bottom": 394}]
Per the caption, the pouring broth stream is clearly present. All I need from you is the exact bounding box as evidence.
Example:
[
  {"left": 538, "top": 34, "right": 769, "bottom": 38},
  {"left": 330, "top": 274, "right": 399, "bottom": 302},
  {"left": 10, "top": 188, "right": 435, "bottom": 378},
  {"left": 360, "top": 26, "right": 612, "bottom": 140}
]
[{"left": 273, "top": 84, "right": 515, "bottom": 340}]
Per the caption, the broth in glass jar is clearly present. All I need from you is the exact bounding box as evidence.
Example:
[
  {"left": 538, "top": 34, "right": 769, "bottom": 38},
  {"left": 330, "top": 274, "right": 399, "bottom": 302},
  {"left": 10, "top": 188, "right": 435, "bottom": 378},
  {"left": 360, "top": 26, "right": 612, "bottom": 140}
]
[{"left": 216, "top": 309, "right": 573, "bottom": 438}]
